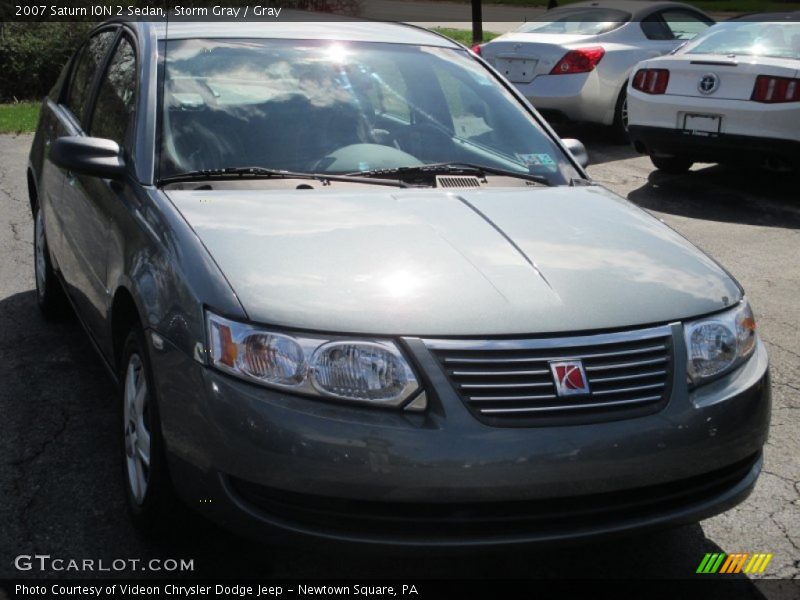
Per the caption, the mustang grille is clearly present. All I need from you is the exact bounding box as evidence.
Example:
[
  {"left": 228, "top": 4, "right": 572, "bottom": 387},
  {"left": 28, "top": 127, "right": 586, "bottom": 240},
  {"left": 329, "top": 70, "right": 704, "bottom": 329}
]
[{"left": 425, "top": 325, "right": 675, "bottom": 425}]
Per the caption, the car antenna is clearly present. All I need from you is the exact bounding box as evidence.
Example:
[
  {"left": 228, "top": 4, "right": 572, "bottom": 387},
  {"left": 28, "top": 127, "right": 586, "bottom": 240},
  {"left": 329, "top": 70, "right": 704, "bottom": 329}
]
[{"left": 158, "top": 4, "right": 169, "bottom": 184}]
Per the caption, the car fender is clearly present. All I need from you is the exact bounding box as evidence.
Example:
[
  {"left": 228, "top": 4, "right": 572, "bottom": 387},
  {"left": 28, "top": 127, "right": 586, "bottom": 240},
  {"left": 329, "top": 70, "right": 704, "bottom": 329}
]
[{"left": 105, "top": 185, "right": 246, "bottom": 368}]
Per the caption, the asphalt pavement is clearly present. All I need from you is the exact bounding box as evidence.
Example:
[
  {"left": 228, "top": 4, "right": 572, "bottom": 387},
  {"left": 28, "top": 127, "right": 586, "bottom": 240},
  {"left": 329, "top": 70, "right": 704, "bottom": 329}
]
[{"left": 0, "top": 131, "right": 797, "bottom": 593}]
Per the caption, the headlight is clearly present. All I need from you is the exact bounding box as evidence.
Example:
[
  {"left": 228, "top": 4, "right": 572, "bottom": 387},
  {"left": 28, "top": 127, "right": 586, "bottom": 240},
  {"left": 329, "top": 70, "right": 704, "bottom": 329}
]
[
  {"left": 206, "top": 311, "right": 421, "bottom": 408},
  {"left": 684, "top": 300, "right": 757, "bottom": 386}
]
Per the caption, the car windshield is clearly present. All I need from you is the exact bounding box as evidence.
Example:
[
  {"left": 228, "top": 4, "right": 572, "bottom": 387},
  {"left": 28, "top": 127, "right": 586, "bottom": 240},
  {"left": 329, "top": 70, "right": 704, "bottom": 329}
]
[
  {"left": 159, "top": 38, "right": 578, "bottom": 184},
  {"left": 683, "top": 21, "right": 800, "bottom": 59},
  {"left": 516, "top": 8, "right": 631, "bottom": 35}
]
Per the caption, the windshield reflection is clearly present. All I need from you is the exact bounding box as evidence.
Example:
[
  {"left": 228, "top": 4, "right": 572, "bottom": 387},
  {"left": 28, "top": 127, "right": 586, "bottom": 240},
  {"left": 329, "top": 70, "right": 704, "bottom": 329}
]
[
  {"left": 160, "top": 38, "right": 577, "bottom": 185},
  {"left": 686, "top": 22, "right": 800, "bottom": 59}
]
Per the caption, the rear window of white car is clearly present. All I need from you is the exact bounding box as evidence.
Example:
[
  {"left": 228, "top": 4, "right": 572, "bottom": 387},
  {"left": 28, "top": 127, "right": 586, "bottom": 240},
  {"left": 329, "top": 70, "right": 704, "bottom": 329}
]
[
  {"left": 685, "top": 22, "right": 800, "bottom": 60},
  {"left": 517, "top": 8, "right": 631, "bottom": 35}
]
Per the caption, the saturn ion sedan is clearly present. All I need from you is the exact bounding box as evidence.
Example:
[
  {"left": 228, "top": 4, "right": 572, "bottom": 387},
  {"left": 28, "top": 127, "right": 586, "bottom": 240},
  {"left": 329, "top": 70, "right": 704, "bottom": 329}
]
[
  {"left": 28, "top": 18, "right": 770, "bottom": 546},
  {"left": 476, "top": 1, "right": 714, "bottom": 137},
  {"left": 628, "top": 15, "right": 800, "bottom": 173}
]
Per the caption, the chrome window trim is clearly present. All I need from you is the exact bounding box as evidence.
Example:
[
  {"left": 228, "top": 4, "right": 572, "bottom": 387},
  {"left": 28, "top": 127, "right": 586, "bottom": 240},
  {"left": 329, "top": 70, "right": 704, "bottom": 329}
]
[{"left": 421, "top": 323, "right": 675, "bottom": 352}]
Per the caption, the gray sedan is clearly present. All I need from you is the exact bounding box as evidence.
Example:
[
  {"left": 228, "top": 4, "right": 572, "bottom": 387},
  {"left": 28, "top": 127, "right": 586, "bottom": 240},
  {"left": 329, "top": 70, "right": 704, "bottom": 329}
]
[{"left": 28, "top": 18, "right": 769, "bottom": 546}]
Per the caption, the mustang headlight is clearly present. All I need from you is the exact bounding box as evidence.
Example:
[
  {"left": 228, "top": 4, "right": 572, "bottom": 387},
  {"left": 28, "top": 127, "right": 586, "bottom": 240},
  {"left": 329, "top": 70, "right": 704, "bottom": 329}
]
[
  {"left": 684, "top": 300, "right": 757, "bottom": 386},
  {"left": 206, "top": 312, "right": 420, "bottom": 408}
]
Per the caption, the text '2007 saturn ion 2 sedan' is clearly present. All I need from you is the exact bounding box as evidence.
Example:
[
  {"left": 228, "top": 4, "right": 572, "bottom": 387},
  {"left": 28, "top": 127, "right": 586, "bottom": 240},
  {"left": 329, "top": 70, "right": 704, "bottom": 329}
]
[{"left": 28, "top": 18, "right": 770, "bottom": 546}]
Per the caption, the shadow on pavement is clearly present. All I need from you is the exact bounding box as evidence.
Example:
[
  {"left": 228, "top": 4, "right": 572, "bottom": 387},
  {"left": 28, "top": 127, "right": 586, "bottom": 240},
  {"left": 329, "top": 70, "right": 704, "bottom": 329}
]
[
  {"left": 628, "top": 166, "right": 800, "bottom": 229},
  {"left": 0, "top": 289, "right": 771, "bottom": 592}
]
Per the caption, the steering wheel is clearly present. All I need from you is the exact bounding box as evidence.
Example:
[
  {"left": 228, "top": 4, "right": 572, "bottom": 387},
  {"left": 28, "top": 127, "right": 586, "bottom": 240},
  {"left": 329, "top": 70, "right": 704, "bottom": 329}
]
[
  {"left": 312, "top": 144, "right": 422, "bottom": 173},
  {"left": 394, "top": 122, "right": 456, "bottom": 163}
]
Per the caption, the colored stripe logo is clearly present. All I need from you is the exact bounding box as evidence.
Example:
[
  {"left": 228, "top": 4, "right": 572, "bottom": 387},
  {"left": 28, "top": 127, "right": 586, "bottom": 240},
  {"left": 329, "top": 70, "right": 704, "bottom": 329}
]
[{"left": 696, "top": 553, "right": 773, "bottom": 574}]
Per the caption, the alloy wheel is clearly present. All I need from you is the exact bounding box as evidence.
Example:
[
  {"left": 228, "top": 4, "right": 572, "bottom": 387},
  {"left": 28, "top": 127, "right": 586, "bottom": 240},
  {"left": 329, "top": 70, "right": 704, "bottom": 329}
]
[
  {"left": 621, "top": 97, "right": 629, "bottom": 133},
  {"left": 34, "top": 210, "right": 47, "bottom": 299},
  {"left": 124, "top": 354, "right": 151, "bottom": 505}
]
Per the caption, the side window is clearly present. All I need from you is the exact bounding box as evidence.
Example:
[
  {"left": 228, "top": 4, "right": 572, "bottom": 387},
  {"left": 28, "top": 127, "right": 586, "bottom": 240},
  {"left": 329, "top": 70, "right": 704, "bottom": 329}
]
[
  {"left": 434, "top": 68, "right": 491, "bottom": 141},
  {"left": 64, "top": 30, "right": 116, "bottom": 124},
  {"left": 89, "top": 37, "right": 137, "bottom": 148},
  {"left": 641, "top": 16, "right": 672, "bottom": 41},
  {"left": 660, "top": 10, "right": 713, "bottom": 41}
]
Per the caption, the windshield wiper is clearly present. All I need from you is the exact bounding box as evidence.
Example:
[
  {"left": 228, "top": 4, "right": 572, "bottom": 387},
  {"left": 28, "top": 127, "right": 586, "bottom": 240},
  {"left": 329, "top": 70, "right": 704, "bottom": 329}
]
[
  {"left": 346, "top": 162, "right": 553, "bottom": 186},
  {"left": 158, "top": 166, "right": 414, "bottom": 188}
]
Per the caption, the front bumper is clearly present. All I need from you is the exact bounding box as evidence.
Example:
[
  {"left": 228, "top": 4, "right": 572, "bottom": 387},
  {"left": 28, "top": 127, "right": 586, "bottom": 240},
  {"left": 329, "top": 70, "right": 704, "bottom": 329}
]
[
  {"left": 629, "top": 125, "right": 800, "bottom": 169},
  {"left": 150, "top": 332, "right": 770, "bottom": 547}
]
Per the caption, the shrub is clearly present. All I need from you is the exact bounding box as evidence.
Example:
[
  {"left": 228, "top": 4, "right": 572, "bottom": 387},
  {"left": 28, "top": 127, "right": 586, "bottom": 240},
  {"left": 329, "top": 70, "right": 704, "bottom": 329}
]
[
  {"left": 0, "top": 23, "right": 94, "bottom": 102},
  {"left": 0, "top": 1, "right": 364, "bottom": 102}
]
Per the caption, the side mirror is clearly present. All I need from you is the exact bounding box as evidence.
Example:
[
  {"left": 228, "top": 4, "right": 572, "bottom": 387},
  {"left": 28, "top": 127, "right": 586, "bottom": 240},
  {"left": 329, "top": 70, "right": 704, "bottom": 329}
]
[
  {"left": 50, "top": 136, "right": 125, "bottom": 179},
  {"left": 561, "top": 138, "right": 589, "bottom": 168}
]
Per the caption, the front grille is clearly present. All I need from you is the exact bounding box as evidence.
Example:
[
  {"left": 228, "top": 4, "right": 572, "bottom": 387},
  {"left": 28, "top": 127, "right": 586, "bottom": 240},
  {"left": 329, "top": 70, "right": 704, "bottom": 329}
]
[{"left": 425, "top": 325, "right": 675, "bottom": 426}]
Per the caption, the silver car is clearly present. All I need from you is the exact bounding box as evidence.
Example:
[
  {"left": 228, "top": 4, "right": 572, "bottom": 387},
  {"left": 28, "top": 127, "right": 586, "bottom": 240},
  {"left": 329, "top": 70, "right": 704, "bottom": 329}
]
[
  {"left": 478, "top": 1, "right": 714, "bottom": 136},
  {"left": 28, "top": 18, "right": 769, "bottom": 546}
]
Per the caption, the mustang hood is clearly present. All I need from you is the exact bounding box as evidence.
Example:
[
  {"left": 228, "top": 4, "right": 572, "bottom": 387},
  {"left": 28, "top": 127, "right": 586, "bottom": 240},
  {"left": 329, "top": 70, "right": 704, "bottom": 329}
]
[{"left": 166, "top": 186, "right": 741, "bottom": 335}]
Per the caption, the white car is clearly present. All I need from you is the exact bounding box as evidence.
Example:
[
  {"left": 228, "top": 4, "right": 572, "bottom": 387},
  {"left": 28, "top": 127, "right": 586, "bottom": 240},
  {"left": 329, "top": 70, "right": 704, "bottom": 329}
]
[
  {"left": 628, "top": 14, "right": 800, "bottom": 173},
  {"left": 476, "top": 1, "right": 713, "bottom": 136}
]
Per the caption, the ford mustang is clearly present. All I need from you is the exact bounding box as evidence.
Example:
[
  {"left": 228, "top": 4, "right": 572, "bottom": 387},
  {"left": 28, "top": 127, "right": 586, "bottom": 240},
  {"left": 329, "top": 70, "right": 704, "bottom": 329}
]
[{"left": 628, "top": 13, "right": 800, "bottom": 172}]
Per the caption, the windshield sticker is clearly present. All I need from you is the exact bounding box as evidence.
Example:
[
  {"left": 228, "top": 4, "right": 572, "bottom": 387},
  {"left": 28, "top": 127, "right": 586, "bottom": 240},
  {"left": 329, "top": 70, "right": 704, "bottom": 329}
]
[{"left": 516, "top": 153, "right": 557, "bottom": 171}]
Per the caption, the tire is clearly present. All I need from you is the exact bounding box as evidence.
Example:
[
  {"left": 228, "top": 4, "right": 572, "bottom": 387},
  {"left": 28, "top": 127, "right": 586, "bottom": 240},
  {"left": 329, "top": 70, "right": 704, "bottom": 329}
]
[
  {"left": 33, "top": 206, "right": 68, "bottom": 318},
  {"left": 120, "top": 325, "right": 176, "bottom": 531},
  {"left": 650, "top": 155, "right": 694, "bottom": 174},
  {"left": 612, "top": 86, "right": 629, "bottom": 143}
]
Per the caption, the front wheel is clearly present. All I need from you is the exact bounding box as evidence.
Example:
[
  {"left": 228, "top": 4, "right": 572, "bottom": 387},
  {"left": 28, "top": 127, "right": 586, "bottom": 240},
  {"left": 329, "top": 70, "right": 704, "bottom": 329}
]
[
  {"left": 120, "top": 326, "right": 176, "bottom": 531},
  {"left": 612, "top": 87, "right": 629, "bottom": 143},
  {"left": 33, "top": 207, "right": 68, "bottom": 318},
  {"left": 651, "top": 155, "right": 694, "bottom": 174}
]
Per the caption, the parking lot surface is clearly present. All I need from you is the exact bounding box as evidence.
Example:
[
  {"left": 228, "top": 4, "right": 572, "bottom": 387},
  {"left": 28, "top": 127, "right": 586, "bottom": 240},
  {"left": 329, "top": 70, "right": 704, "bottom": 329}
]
[{"left": 0, "top": 132, "right": 797, "bottom": 592}]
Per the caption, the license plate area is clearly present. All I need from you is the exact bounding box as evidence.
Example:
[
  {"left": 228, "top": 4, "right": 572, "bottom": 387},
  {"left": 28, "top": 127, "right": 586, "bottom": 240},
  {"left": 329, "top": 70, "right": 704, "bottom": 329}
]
[
  {"left": 682, "top": 113, "right": 721, "bottom": 135},
  {"left": 495, "top": 57, "right": 538, "bottom": 84}
]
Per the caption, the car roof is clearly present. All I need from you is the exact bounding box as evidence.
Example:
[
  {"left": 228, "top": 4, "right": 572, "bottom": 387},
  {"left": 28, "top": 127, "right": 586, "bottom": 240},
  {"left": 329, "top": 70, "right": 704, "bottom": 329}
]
[
  {"left": 549, "top": 1, "right": 706, "bottom": 19},
  {"left": 728, "top": 11, "right": 800, "bottom": 22},
  {"left": 130, "top": 16, "right": 460, "bottom": 47}
]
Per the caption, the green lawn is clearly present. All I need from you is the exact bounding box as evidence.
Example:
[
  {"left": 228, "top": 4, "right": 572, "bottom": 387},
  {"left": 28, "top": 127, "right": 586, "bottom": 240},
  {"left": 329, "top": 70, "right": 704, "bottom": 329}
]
[
  {"left": 430, "top": 27, "right": 501, "bottom": 45},
  {"left": 0, "top": 102, "right": 40, "bottom": 134}
]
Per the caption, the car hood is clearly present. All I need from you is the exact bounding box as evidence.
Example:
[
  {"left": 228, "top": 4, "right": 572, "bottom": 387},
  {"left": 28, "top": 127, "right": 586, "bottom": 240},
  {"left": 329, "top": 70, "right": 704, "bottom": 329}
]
[{"left": 166, "top": 185, "right": 741, "bottom": 336}]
